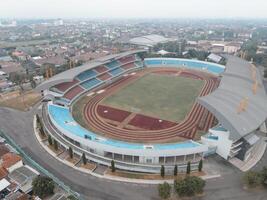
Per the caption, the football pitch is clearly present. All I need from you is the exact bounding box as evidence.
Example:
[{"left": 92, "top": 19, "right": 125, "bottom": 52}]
[{"left": 101, "top": 73, "right": 204, "bottom": 122}]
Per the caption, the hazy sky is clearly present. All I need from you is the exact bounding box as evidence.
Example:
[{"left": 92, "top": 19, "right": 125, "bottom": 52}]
[{"left": 0, "top": 0, "right": 267, "bottom": 19}]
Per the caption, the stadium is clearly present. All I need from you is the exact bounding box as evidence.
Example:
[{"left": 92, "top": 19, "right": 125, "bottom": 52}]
[{"left": 36, "top": 50, "right": 267, "bottom": 173}]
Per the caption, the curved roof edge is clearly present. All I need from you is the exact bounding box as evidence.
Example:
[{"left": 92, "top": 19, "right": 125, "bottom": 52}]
[
  {"left": 35, "top": 50, "right": 146, "bottom": 92},
  {"left": 198, "top": 56, "right": 267, "bottom": 141}
]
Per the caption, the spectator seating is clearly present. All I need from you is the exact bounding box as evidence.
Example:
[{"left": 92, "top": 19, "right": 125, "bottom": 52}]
[
  {"left": 105, "top": 60, "right": 120, "bottom": 69},
  {"left": 98, "top": 72, "right": 112, "bottom": 81},
  {"left": 109, "top": 67, "right": 124, "bottom": 76},
  {"left": 53, "top": 80, "right": 79, "bottom": 93},
  {"left": 64, "top": 85, "right": 84, "bottom": 100},
  {"left": 80, "top": 78, "right": 102, "bottom": 90},
  {"left": 77, "top": 69, "right": 98, "bottom": 81},
  {"left": 94, "top": 65, "right": 108, "bottom": 73}
]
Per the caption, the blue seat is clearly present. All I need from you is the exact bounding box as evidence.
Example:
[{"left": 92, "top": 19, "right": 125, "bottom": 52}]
[
  {"left": 77, "top": 70, "right": 98, "bottom": 81},
  {"left": 80, "top": 78, "right": 102, "bottom": 89},
  {"left": 109, "top": 67, "right": 124, "bottom": 76},
  {"left": 105, "top": 61, "right": 120, "bottom": 69}
]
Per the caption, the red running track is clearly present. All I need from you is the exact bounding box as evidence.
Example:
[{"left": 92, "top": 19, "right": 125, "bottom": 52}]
[{"left": 82, "top": 68, "right": 218, "bottom": 143}]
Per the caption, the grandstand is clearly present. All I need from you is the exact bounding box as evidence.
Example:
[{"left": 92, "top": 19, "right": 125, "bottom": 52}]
[{"left": 36, "top": 51, "right": 267, "bottom": 173}]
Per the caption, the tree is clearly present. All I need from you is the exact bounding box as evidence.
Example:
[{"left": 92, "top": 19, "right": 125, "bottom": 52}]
[
  {"left": 32, "top": 176, "right": 55, "bottom": 198},
  {"left": 264, "top": 68, "right": 267, "bottom": 78},
  {"left": 243, "top": 171, "right": 261, "bottom": 187},
  {"left": 111, "top": 160, "right": 116, "bottom": 172},
  {"left": 48, "top": 135, "right": 53, "bottom": 146},
  {"left": 174, "top": 165, "right": 178, "bottom": 176},
  {"left": 260, "top": 167, "right": 267, "bottom": 185},
  {"left": 82, "top": 153, "right": 87, "bottom": 165},
  {"left": 53, "top": 140, "right": 58, "bottom": 151},
  {"left": 174, "top": 176, "right": 205, "bottom": 197},
  {"left": 158, "top": 182, "right": 171, "bottom": 199},
  {"left": 68, "top": 147, "right": 73, "bottom": 159},
  {"left": 198, "top": 159, "right": 203, "bottom": 172},
  {"left": 186, "top": 161, "right": 191, "bottom": 175},
  {"left": 161, "top": 165, "right": 165, "bottom": 178}
]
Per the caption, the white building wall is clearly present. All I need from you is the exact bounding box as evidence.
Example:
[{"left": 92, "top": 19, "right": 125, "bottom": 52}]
[
  {"left": 7, "top": 160, "right": 23, "bottom": 173},
  {"left": 201, "top": 129, "right": 233, "bottom": 159}
]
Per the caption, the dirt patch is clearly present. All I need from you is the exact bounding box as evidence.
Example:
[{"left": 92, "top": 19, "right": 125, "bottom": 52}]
[
  {"left": 106, "top": 169, "right": 205, "bottom": 180},
  {"left": 0, "top": 90, "right": 41, "bottom": 111},
  {"left": 80, "top": 163, "right": 97, "bottom": 171}
]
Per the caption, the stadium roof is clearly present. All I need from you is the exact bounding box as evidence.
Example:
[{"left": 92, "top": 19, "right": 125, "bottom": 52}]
[
  {"left": 36, "top": 50, "right": 146, "bottom": 91},
  {"left": 198, "top": 55, "right": 267, "bottom": 141},
  {"left": 129, "top": 34, "right": 172, "bottom": 47}
]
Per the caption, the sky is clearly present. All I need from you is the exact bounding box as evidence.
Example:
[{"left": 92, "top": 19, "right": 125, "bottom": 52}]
[{"left": 0, "top": 0, "right": 267, "bottom": 19}]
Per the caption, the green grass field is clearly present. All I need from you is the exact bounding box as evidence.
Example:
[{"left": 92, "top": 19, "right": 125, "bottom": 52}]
[{"left": 101, "top": 74, "right": 204, "bottom": 122}]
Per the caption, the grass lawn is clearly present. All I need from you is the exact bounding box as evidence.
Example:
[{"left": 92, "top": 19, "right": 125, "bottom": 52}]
[
  {"left": 0, "top": 90, "right": 41, "bottom": 111},
  {"left": 102, "top": 74, "right": 204, "bottom": 122},
  {"left": 106, "top": 169, "right": 205, "bottom": 180},
  {"left": 72, "top": 95, "right": 92, "bottom": 130}
]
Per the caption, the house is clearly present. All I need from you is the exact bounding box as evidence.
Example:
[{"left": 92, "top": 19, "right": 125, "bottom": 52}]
[
  {"left": 0, "top": 153, "right": 23, "bottom": 173},
  {"left": 224, "top": 42, "right": 242, "bottom": 54}
]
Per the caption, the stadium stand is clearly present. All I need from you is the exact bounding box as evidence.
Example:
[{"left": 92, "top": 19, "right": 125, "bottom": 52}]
[
  {"left": 105, "top": 60, "right": 120, "bottom": 69},
  {"left": 76, "top": 69, "right": 98, "bottom": 81},
  {"left": 94, "top": 65, "right": 108, "bottom": 73},
  {"left": 64, "top": 85, "right": 84, "bottom": 100},
  {"left": 80, "top": 78, "right": 102, "bottom": 90},
  {"left": 121, "top": 62, "right": 137, "bottom": 70},
  {"left": 109, "top": 67, "right": 124, "bottom": 76},
  {"left": 97, "top": 72, "right": 112, "bottom": 81},
  {"left": 53, "top": 79, "right": 79, "bottom": 93},
  {"left": 118, "top": 55, "right": 135, "bottom": 64}
]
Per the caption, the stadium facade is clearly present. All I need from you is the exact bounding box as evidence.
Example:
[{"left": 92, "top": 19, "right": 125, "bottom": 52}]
[{"left": 36, "top": 50, "right": 267, "bottom": 173}]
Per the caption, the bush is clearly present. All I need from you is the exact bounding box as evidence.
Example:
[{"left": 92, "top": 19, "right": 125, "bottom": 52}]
[
  {"left": 82, "top": 153, "right": 87, "bottom": 165},
  {"left": 48, "top": 135, "right": 53, "bottom": 146},
  {"left": 111, "top": 160, "right": 115, "bottom": 172},
  {"left": 158, "top": 182, "right": 171, "bottom": 199},
  {"left": 186, "top": 161, "right": 191, "bottom": 175},
  {"left": 243, "top": 171, "right": 262, "bottom": 187},
  {"left": 68, "top": 147, "right": 73, "bottom": 159},
  {"left": 53, "top": 140, "right": 58, "bottom": 151},
  {"left": 174, "top": 176, "right": 205, "bottom": 197},
  {"left": 161, "top": 165, "right": 165, "bottom": 178},
  {"left": 198, "top": 159, "right": 203, "bottom": 172},
  {"left": 174, "top": 165, "right": 178, "bottom": 176},
  {"left": 260, "top": 167, "right": 267, "bottom": 185},
  {"left": 32, "top": 176, "right": 55, "bottom": 198}
]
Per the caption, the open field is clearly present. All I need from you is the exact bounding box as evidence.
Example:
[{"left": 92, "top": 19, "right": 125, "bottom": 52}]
[
  {"left": 101, "top": 74, "right": 204, "bottom": 122},
  {"left": 0, "top": 90, "right": 41, "bottom": 111}
]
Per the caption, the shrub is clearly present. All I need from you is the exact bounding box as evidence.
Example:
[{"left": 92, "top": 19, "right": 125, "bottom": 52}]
[
  {"left": 82, "top": 153, "right": 87, "bottom": 165},
  {"left": 243, "top": 171, "right": 262, "bottom": 187},
  {"left": 68, "top": 147, "right": 73, "bottom": 159},
  {"left": 48, "top": 135, "right": 53, "bottom": 146},
  {"left": 174, "top": 176, "right": 205, "bottom": 197},
  {"left": 260, "top": 167, "right": 267, "bottom": 185},
  {"left": 174, "top": 164, "right": 178, "bottom": 176},
  {"left": 198, "top": 159, "right": 203, "bottom": 172},
  {"left": 161, "top": 165, "right": 165, "bottom": 178},
  {"left": 111, "top": 160, "right": 116, "bottom": 172},
  {"left": 32, "top": 176, "right": 55, "bottom": 198},
  {"left": 53, "top": 140, "right": 58, "bottom": 151},
  {"left": 186, "top": 161, "right": 191, "bottom": 175},
  {"left": 158, "top": 182, "right": 171, "bottom": 199}
]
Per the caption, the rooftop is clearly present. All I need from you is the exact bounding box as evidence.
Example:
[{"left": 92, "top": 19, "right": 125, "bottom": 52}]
[{"left": 198, "top": 55, "right": 267, "bottom": 141}]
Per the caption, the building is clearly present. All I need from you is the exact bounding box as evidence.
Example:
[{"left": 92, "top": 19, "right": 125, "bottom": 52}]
[
  {"left": 129, "top": 34, "right": 172, "bottom": 47},
  {"left": 36, "top": 51, "right": 267, "bottom": 173}
]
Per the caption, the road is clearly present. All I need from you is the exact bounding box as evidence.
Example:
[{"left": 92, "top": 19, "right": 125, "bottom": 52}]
[{"left": 1, "top": 105, "right": 267, "bottom": 200}]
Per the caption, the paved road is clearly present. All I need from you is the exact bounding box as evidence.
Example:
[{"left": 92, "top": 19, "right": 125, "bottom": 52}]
[
  {"left": 0, "top": 106, "right": 158, "bottom": 200},
  {"left": 1, "top": 105, "right": 267, "bottom": 200}
]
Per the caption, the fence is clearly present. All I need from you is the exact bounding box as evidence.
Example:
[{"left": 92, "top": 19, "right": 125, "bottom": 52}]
[{"left": 0, "top": 129, "right": 82, "bottom": 200}]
